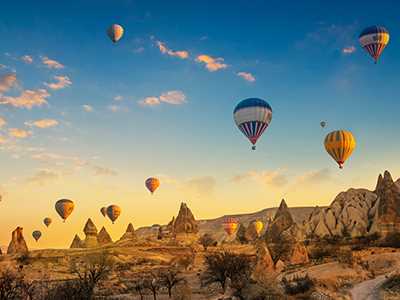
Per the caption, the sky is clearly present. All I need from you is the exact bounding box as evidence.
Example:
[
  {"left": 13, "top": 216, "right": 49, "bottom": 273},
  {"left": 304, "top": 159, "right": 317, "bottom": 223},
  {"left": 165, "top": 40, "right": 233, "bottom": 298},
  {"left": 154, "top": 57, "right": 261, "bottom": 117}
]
[{"left": 0, "top": 0, "right": 399, "bottom": 248}]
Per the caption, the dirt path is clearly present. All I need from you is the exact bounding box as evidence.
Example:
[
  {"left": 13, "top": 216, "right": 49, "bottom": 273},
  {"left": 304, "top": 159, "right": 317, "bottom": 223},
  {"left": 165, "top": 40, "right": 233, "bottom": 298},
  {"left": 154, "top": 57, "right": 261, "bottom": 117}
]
[{"left": 350, "top": 274, "right": 389, "bottom": 300}]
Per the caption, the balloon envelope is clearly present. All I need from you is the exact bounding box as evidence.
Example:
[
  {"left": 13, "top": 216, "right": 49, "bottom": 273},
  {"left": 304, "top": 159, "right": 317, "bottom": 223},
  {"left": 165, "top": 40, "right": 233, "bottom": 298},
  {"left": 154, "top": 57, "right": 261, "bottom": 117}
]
[
  {"left": 324, "top": 130, "right": 356, "bottom": 169},
  {"left": 145, "top": 177, "right": 160, "bottom": 194},
  {"left": 254, "top": 220, "right": 264, "bottom": 236},
  {"left": 106, "top": 205, "right": 121, "bottom": 224},
  {"left": 223, "top": 218, "right": 239, "bottom": 236},
  {"left": 55, "top": 199, "right": 74, "bottom": 222},
  {"left": 107, "top": 24, "right": 124, "bottom": 43},
  {"left": 233, "top": 98, "right": 272, "bottom": 150},
  {"left": 43, "top": 217, "right": 52, "bottom": 227},
  {"left": 359, "top": 25, "right": 390, "bottom": 63},
  {"left": 100, "top": 207, "right": 107, "bottom": 217},
  {"left": 32, "top": 230, "right": 42, "bottom": 242},
  {"left": 320, "top": 121, "right": 326, "bottom": 128}
]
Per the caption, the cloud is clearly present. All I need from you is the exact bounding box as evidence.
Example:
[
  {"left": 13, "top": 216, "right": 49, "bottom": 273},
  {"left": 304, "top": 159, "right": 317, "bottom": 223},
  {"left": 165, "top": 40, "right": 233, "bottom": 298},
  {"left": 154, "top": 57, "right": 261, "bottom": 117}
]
[
  {"left": 21, "top": 55, "right": 33, "bottom": 64},
  {"left": 92, "top": 165, "right": 118, "bottom": 176},
  {"left": 0, "top": 89, "right": 50, "bottom": 109},
  {"left": 82, "top": 104, "right": 93, "bottom": 112},
  {"left": 0, "top": 73, "right": 17, "bottom": 94},
  {"left": 232, "top": 169, "right": 288, "bottom": 187},
  {"left": 8, "top": 128, "right": 32, "bottom": 139},
  {"left": 237, "top": 72, "right": 256, "bottom": 82},
  {"left": 44, "top": 75, "right": 71, "bottom": 90},
  {"left": 196, "top": 54, "right": 228, "bottom": 72},
  {"left": 294, "top": 168, "right": 332, "bottom": 185},
  {"left": 342, "top": 46, "right": 356, "bottom": 55},
  {"left": 0, "top": 135, "right": 7, "bottom": 144},
  {"left": 139, "top": 90, "right": 186, "bottom": 107},
  {"left": 156, "top": 41, "right": 189, "bottom": 59},
  {"left": 113, "top": 95, "right": 123, "bottom": 101},
  {"left": 26, "top": 169, "right": 59, "bottom": 186},
  {"left": 26, "top": 119, "right": 59, "bottom": 129},
  {"left": 133, "top": 47, "right": 145, "bottom": 53},
  {"left": 184, "top": 176, "right": 216, "bottom": 196},
  {"left": 0, "top": 116, "right": 6, "bottom": 128},
  {"left": 41, "top": 56, "right": 64, "bottom": 69},
  {"left": 108, "top": 104, "right": 124, "bottom": 112}
]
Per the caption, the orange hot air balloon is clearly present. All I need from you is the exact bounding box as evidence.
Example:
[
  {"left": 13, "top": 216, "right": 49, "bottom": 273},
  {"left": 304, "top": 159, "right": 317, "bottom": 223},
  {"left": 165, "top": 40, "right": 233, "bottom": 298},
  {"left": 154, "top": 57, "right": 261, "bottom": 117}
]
[
  {"left": 106, "top": 205, "right": 121, "bottom": 224},
  {"left": 43, "top": 217, "right": 52, "bottom": 228},
  {"left": 107, "top": 24, "right": 124, "bottom": 43},
  {"left": 100, "top": 207, "right": 107, "bottom": 217},
  {"left": 223, "top": 217, "right": 239, "bottom": 236},
  {"left": 145, "top": 177, "right": 160, "bottom": 194},
  {"left": 324, "top": 130, "right": 356, "bottom": 169},
  {"left": 253, "top": 220, "right": 264, "bottom": 236},
  {"left": 55, "top": 199, "right": 74, "bottom": 222}
]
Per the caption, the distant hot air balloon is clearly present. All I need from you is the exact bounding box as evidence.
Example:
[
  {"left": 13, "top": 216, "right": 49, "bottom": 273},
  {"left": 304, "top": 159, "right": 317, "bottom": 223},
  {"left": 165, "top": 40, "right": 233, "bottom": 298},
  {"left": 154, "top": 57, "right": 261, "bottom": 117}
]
[
  {"left": 100, "top": 207, "right": 107, "bottom": 217},
  {"left": 253, "top": 220, "right": 264, "bottom": 236},
  {"left": 359, "top": 25, "right": 390, "bottom": 63},
  {"left": 32, "top": 230, "right": 42, "bottom": 242},
  {"left": 107, "top": 24, "right": 124, "bottom": 43},
  {"left": 43, "top": 217, "right": 52, "bottom": 228},
  {"left": 145, "top": 177, "right": 160, "bottom": 194},
  {"left": 320, "top": 121, "right": 326, "bottom": 128},
  {"left": 106, "top": 205, "right": 121, "bottom": 224},
  {"left": 223, "top": 218, "right": 239, "bottom": 236},
  {"left": 55, "top": 199, "right": 74, "bottom": 222},
  {"left": 324, "top": 130, "right": 356, "bottom": 169},
  {"left": 234, "top": 98, "right": 272, "bottom": 150}
]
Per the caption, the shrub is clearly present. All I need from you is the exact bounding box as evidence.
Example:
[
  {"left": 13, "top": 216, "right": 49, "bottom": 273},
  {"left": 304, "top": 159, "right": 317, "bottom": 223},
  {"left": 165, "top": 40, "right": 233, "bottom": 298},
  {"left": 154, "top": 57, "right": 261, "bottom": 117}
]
[
  {"left": 381, "top": 274, "right": 400, "bottom": 293},
  {"left": 158, "top": 268, "right": 185, "bottom": 298},
  {"left": 380, "top": 232, "right": 400, "bottom": 248},
  {"left": 281, "top": 273, "right": 314, "bottom": 295},
  {"left": 198, "top": 233, "right": 217, "bottom": 251},
  {"left": 336, "top": 249, "right": 353, "bottom": 265},
  {"left": 0, "top": 269, "right": 28, "bottom": 300}
]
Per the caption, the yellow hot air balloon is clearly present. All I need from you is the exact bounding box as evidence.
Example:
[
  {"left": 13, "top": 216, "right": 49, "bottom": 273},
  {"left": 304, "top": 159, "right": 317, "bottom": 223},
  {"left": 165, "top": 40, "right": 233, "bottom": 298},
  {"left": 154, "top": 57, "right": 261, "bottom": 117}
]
[
  {"left": 223, "top": 217, "right": 238, "bottom": 236},
  {"left": 100, "top": 207, "right": 107, "bottom": 217},
  {"left": 55, "top": 199, "right": 74, "bottom": 222},
  {"left": 43, "top": 217, "right": 52, "bottom": 228},
  {"left": 324, "top": 130, "right": 356, "bottom": 169},
  {"left": 145, "top": 177, "right": 160, "bottom": 194},
  {"left": 106, "top": 204, "right": 121, "bottom": 224},
  {"left": 253, "top": 220, "right": 264, "bottom": 236},
  {"left": 32, "top": 230, "right": 42, "bottom": 242},
  {"left": 107, "top": 24, "right": 124, "bottom": 43}
]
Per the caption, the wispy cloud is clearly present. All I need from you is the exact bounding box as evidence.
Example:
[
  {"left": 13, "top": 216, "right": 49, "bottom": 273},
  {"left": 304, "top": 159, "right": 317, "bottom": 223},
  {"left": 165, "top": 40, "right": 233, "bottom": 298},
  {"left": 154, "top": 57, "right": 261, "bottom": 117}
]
[
  {"left": 26, "top": 169, "right": 59, "bottom": 186},
  {"left": 92, "top": 165, "right": 118, "bottom": 176},
  {"left": 8, "top": 128, "right": 32, "bottom": 139},
  {"left": 44, "top": 75, "right": 71, "bottom": 90},
  {"left": 20, "top": 55, "right": 33, "bottom": 64},
  {"left": 0, "top": 89, "right": 50, "bottom": 109},
  {"left": 139, "top": 90, "right": 186, "bottom": 107},
  {"left": 41, "top": 56, "right": 64, "bottom": 69},
  {"left": 294, "top": 168, "right": 332, "bottom": 185},
  {"left": 26, "top": 119, "right": 59, "bottom": 129},
  {"left": 237, "top": 72, "right": 256, "bottom": 82},
  {"left": 133, "top": 46, "right": 145, "bottom": 54},
  {"left": 0, "top": 117, "right": 6, "bottom": 128},
  {"left": 113, "top": 95, "right": 123, "bottom": 101},
  {"left": 82, "top": 104, "right": 93, "bottom": 112},
  {"left": 107, "top": 104, "right": 128, "bottom": 112},
  {"left": 156, "top": 41, "right": 189, "bottom": 59},
  {"left": 0, "top": 73, "right": 17, "bottom": 94},
  {"left": 342, "top": 46, "right": 356, "bottom": 55},
  {"left": 232, "top": 169, "right": 288, "bottom": 187},
  {"left": 196, "top": 54, "right": 228, "bottom": 72},
  {"left": 0, "top": 135, "right": 7, "bottom": 144}
]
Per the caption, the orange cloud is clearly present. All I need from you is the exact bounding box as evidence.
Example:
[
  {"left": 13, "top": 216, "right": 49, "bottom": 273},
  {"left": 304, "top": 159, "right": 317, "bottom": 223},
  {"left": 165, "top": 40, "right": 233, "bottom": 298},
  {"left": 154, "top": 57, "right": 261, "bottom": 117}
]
[
  {"left": 139, "top": 90, "right": 186, "bottom": 107},
  {"left": 0, "top": 116, "right": 6, "bottom": 128},
  {"left": 342, "top": 46, "right": 356, "bottom": 55},
  {"left": 8, "top": 128, "right": 32, "bottom": 139},
  {"left": 41, "top": 56, "right": 64, "bottom": 69},
  {"left": 0, "top": 73, "right": 17, "bottom": 94},
  {"left": 139, "top": 96, "right": 160, "bottom": 107},
  {"left": 237, "top": 72, "right": 256, "bottom": 82},
  {"left": 196, "top": 54, "right": 228, "bottom": 72},
  {"left": 44, "top": 75, "right": 71, "bottom": 90},
  {"left": 82, "top": 104, "right": 93, "bottom": 112},
  {"left": 21, "top": 55, "right": 33, "bottom": 64},
  {"left": 156, "top": 41, "right": 189, "bottom": 59},
  {"left": 27, "top": 119, "right": 59, "bottom": 129},
  {"left": 0, "top": 89, "right": 50, "bottom": 109}
]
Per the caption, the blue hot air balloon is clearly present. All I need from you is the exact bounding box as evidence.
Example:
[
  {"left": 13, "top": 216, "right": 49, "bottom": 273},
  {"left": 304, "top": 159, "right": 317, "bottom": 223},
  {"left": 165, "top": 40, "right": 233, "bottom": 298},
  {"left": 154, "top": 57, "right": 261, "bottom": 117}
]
[
  {"left": 233, "top": 98, "right": 272, "bottom": 150},
  {"left": 359, "top": 25, "right": 390, "bottom": 63}
]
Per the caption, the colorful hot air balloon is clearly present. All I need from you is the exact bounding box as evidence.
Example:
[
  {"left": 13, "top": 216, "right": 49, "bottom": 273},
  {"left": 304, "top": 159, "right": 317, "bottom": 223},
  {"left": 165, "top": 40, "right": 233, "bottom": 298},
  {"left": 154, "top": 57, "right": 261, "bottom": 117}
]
[
  {"left": 107, "top": 24, "right": 124, "bottom": 43},
  {"left": 32, "top": 230, "right": 42, "bottom": 242},
  {"left": 223, "top": 218, "right": 239, "bottom": 236},
  {"left": 100, "top": 207, "right": 107, "bottom": 217},
  {"left": 253, "top": 220, "right": 264, "bottom": 236},
  {"left": 324, "top": 130, "right": 356, "bottom": 169},
  {"left": 145, "top": 177, "right": 160, "bottom": 194},
  {"left": 320, "top": 121, "right": 326, "bottom": 128},
  {"left": 55, "top": 199, "right": 74, "bottom": 222},
  {"left": 233, "top": 98, "right": 272, "bottom": 150},
  {"left": 359, "top": 26, "right": 390, "bottom": 63},
  {"left": 43, "top": 217, "right": 52, "bottom": 228},
  {"left": 106, "top": 205, "right": 121, "bottom": 224}
]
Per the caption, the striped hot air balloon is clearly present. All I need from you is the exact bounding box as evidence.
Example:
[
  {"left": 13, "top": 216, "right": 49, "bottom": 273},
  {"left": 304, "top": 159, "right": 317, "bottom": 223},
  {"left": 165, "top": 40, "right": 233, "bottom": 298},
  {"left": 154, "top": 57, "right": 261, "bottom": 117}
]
[
  {"left": 233, "top": 98, "right": 272, "bottom": 150},
  {"left": 324, "top": 130, "right": 356, "bottom": 169},
  {"left": 145, "top": 177, "right": 160, "bottom": 194},
  {"left": 106, "top": 205, "right": 121, "bottom": 224},
  {"left": 359, "top": 26, "right": 390, "bottom": 63},
  {"left": 223, "top": 217, "right": 239, "bottom": 236},
  {"left": 107, "top": 24, "right": 124, "bottom": 43},
  {"left": 32, "top": 230, "right": 42, "bottom": 242},
  {"left": 55, "top": 199, "right": 74, "bottom": 222},
  {"left": 100, "top": 207, "right": 107, "bottom": 217}
]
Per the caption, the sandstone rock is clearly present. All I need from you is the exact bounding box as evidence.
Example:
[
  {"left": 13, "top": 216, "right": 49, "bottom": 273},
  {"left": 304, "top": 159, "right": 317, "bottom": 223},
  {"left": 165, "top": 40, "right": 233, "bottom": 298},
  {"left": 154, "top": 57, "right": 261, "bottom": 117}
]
[
  {"left": 254, "top": 244, "right": 275, "bottom": 278},
  {"left": 120, "top": 223, "right": 136, "bottom": 240},
  {"left": 83, "top": 218, "right": 98, "bottom": 248},
  {"left": 245, "top": 221, "right": 260, "bottom": 242},
  {"left": 70, "top": 234, "right": 83, "bottom": 248},
  {"left": 265, "top": 199, "right": 294, "bottom": 243},
  {"left": 172, "top": 202, "right": 198, "bottom": 234},
  {"left": 97, "top": 227, "right": 112, "bottom": 245},
  {"left": 275, "top": 260, "right": 285, "bottom": 273},
  {"left": 289, "top": 242, "right": 309, "bottom": 265},
  {"left": 7, "top": 227, "right": 28, "bottom": 255}
]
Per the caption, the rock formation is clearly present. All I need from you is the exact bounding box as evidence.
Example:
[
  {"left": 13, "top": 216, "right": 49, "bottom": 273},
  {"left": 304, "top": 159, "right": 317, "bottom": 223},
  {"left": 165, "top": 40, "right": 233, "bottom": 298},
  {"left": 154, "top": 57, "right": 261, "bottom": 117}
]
[
  {"left": 70, "top": 234, "right": 83, "bottom": 248},
  {"left": 7, "top": 227, "right": 28, "bottom": 255},
  {"left": 120, "top": 223, "right": 136, "bottom": 240},
  {"left": 245, "top": 221, "right": 261, "bottom": 242},
  {"left": 172, "top": 202, "right": 198, "bottom": 234},
  {"left": 97, "top": 227, "right": 112, "bottom": 245},
  {"left": 83, "top": 218, "right": 98, "bottom": 248},
  {"left": 254, "top": 244, "right": 275, "bottom": 278}
]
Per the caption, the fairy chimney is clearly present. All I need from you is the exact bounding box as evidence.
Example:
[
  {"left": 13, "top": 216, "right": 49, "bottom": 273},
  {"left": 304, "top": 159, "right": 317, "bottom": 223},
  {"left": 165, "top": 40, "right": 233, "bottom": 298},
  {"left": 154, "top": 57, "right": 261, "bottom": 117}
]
[
  {"left": 70, "top": 234, "right": 83, "bottom": 248},
  {"left": 83, "top": 218, "right": 98, "bottom": 248},
  {"left": 97, "top": 227, "right": 113, "bottom": 245},
  {"left": 120, "top": 223, "right": 136, "bottom": 240},
  {"left": 7, "top": 227, "right": 28, "bottom": 255}
]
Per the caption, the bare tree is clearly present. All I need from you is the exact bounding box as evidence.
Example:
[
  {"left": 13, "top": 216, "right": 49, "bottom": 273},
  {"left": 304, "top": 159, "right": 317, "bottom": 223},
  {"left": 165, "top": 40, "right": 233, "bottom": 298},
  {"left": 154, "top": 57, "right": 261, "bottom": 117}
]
[
  {"left": 199, "top": 233, "right": 217, "bottom": 251},
  {"left": 158, "top": 268, "right": 185, "bottom": 298},
  {"left": 122, "top": 277, "right": 146, "bottom": 300},
  {"left": 0, "top": 269, "right": 26, "bottom": 300},
  {"left": 143, "top": 273, "right": 161, "bottom": 300}
]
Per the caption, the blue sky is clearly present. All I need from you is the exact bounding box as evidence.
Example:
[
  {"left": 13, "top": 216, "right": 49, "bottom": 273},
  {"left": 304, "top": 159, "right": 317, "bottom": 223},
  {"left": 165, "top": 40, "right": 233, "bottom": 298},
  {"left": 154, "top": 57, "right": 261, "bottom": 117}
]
[{"left": 0, "top": 0, "right": 399, "bottom": 247}]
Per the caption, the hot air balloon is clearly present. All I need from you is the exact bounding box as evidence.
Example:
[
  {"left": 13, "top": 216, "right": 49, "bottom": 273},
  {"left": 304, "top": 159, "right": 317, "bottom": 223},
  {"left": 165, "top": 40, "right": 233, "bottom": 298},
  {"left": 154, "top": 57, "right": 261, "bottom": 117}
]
[
  {"left": 100, "top": 207, "right": 107, "bottom": 217},
  {"left": 253, "top": 220, "right": 264, "bottom": 236},
  {"left": 106, "top": 205, "right": 121, "bottom": 224},
  {"left": 145, "top": 177, "right": 160, "bottom": 194},
  {"left": 233, "top": 98, "right": 272, "bottom": 150},
  {"left": 43, "top": 217, "right": 52, "bottom": 228},
  {"left": 324, "top": 130, "right": 356, "bottom": 169},
  {"left": 320, "top": 121, "right": 326, "bottom": 128},
  {"left": 32, "top": 230, "right": 42, "bottom": 242},
  {"left": 223, "top": 218, "right": 239, "bottom": 236},
  {"left": 359, "top": 26, "right": 390, "bottom": 63},
  {"left": 55, "top": 199, "right": 74, "bottom": 222},
  {"left": 107, "top": 24, "right": 124, "bottom": 43}
]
